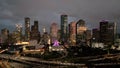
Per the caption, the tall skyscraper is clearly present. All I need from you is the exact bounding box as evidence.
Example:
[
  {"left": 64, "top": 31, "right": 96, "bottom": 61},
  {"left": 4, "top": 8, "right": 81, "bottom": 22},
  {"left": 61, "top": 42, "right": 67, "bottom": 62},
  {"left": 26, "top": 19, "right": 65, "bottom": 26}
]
[
  {"left": 15, "top": 24, "right": 22, "bottom": 43},
  {"left": 25, "top": 17, "right": 30, "bottom": 41},
  {"left": 30, "top": 21, "right": 40, "bottom": 42},
  {"left": 69, "top": 22, "right": 76, "bottom": 45},
  {"left": 100, "top": 21, "right": 116, "bottom": 45},
  {"left": 76, "top": 19, "right": 87, "bottom": 44},
  {"left": 1, "top": 28, "right": 9, "bottom": 43},
  {"left": 85, "top": 30, "right": 92, "bottom": 46},
  {"left": 50, "top": 23, "right": 58, "bottom": 44},
  {"left": 61, "top": 15, "right": 68, "bottom": 43},
  {"left": 92, "top": 28, "right": 100, "bottom": 42}
]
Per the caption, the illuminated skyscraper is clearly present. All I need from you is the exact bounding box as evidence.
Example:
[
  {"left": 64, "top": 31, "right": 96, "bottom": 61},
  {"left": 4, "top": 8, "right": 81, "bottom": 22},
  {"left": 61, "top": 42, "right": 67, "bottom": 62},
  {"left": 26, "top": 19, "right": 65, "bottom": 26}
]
[
  {"left": 100, "top": 21, "right": 116, "bottom": 45},
  {"left": 15, "top": 24, "right": 22, "bottom": 42},
  {"left": 25, "top": 17, "right": 30, "bottom": 41},
  {"left": 76, "top": 19, "right": 87, "bottom": 44},
  {"left": 50, "top": 23, "right": 58, "bottom": 44},
  {"left": 69, "top": 22, "right": 76, "bottom": 45},
  {"left": 61, "top": 15, "right": 68, "bottom": 43}
]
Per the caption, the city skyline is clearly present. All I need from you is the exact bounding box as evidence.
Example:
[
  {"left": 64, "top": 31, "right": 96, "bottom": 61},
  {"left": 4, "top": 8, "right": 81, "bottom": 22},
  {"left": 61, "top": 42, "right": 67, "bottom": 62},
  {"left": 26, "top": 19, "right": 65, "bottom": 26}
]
[{"left": 0, "top": 0, "right": 120, "bottom": 33}]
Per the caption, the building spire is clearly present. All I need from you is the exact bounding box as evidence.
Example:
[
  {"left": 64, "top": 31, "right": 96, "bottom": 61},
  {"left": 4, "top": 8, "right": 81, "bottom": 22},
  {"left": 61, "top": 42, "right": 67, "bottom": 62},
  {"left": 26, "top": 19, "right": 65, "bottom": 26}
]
[{"left": 43, "top": 26, "right": 46, "bottom": 33}]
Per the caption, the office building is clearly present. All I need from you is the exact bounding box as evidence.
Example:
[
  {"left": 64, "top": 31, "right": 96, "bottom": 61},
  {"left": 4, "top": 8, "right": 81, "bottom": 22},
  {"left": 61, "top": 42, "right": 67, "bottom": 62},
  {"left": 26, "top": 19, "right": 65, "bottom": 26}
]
[
  {"left": 100, "top": 21, "right": 116, "bottom": 45},
  {"left": 92, "top": 28, "right": 100, "bottom": 42},
  {"left": 1, "top": 28, "right": 9, "bottom": 43},
  {"left": 30, "top": 21, "right": 40, "bottom": 42},
  {"left": 15, "top": 24, "right": 22, "bottom": 43},
  {"left": 76, "top": 19, "right": 87, "bottom": 44},
  {"left": 60, "top": 15, "right": 68, "bottom": 43},
  {"left": 50, "top": 23, "right": 58, "bottom": 44},
  {"left": 25, "top": 17, "right": 30, "bottom": 41},
  {"left": 69, "top": 21, "right": 76, "bottom": 45},
  {"left": 85, "top": 30, "right": 92, "bottom": 46}
]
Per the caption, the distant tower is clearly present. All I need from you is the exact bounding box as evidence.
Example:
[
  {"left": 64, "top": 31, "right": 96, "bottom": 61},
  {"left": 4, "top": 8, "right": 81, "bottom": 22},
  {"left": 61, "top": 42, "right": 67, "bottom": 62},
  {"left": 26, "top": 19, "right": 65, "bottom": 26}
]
[
  {"left": 92, "top": 28, "right": 100, "bottom": 42},
  {"left": 43, "top": 26, "right": 46, "bottom": 33},
  {"left": 1, "top": 28, "right": 9, "bottom": 43},
  {"left": 61, "top": 15, "right": 68, "bottom": 43},
  {"left": 100, "top": 21, "right": 116, "bottom": 45},
  {"left": 15, "top": 24, "right": 22, "bottom": 42},
  {"left": 25, "top": 17, "right": 30, "bottom": 41},
  {"left": 16, "top": 24, "right": 22, "bottom": 32},
  {"left": 69, "top": 21, "right": 76, "bottom": 45},
  {"left": 30, "top": 20, "right": 40, "bottom": 42},
  {"left": 85, "top": 30, "right": 92, "bottom": 46},
  {"left": 50, "top": 23, "right": 58, "bottom": 44},
  {"left": 76, "top": 19, "right": 87, "bottom": 44}
]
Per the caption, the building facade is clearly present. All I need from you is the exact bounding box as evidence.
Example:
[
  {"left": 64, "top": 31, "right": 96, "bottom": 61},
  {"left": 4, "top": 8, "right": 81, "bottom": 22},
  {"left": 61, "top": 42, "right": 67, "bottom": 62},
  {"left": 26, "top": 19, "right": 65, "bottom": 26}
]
[
  {"left": 30, "top": 21, "right": 40, "bottom": 42},
  {"left": 85, "top": 30, "right": 92, "bottom": 46},
  {"left": 69, "top": 22, "right": 76, "bottom": 45},
  {"left": 76, "top": 19, "right": 87, "bottom": 44},
  {"left": 50, "top": 23, "right": 58, "bottom": 44},
  {"left": 1, "top": 28, "right": 9, "bottom": 43},
  {"left": 61, "top": 15, "right": 68, "bottom": 43},
  {"left": 100, "top": 21, "right": 116, "bottom": 45},
  {"left": 25, "top": 17, "right": 30, "bottom": 41},
  {"left": 15, "top": 24, "right": 22, "bottom": 43},
  {"left": 92, "top": 28, "right": 100, "bottom": 42}
]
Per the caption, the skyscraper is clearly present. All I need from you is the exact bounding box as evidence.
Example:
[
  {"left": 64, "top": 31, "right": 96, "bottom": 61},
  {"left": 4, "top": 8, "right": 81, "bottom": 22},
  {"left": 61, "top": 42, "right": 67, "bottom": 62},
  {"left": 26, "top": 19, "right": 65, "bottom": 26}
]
[
  {"left": 61, "top": 15, "right": 68, "bottom": 43},
  {"left": 15, "top": 24, "right": 22, "bottom": 43},
  {"left": 50, "top": 23, "right": 58, "bottom": 44},
  {"left": 92, "top": 28, "right": 100, "bottom": 42},
  {"left": 100, "top": 21, "right": 116, "bottom": 45},
  {"left": 30, "top": 21, "right": 40, "bottom": 42},
  {"left": 85, "top": 30, "right": 92, "bottom": 46},
  {"left": 1, "top": 28, "right": 9, "bottom": 43},
  {"left": 25, "top": 17, "right": 30, "bottom": 41},
  {"left": 76, "top": 19, "right": 87, "bottom": 44},
  {"left": 69, "top": 21, "right": 76, "bottom": 45}
]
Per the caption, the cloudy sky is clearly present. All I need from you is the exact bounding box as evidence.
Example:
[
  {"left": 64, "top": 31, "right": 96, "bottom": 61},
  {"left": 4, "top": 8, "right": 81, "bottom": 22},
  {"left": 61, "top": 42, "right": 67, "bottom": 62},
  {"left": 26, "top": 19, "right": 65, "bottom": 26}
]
[{"left": 0, "top": 0, "right": 120, "bottom": 33}]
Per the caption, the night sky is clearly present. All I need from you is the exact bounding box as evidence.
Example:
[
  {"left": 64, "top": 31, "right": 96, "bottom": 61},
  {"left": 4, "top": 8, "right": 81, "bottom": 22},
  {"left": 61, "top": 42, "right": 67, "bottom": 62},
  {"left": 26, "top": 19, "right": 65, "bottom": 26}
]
[{"left": 0, "top": 0, "right": 120, "bottom": 33}]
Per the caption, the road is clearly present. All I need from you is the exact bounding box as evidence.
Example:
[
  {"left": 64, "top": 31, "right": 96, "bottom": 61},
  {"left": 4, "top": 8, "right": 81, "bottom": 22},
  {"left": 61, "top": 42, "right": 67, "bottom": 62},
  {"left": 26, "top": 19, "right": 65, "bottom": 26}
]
[
  {"left": 0, "top": 53, "right": 120, "bottom": 68},
  {"left": 0, "top": 54, "right": 86, "bottom": 67}
]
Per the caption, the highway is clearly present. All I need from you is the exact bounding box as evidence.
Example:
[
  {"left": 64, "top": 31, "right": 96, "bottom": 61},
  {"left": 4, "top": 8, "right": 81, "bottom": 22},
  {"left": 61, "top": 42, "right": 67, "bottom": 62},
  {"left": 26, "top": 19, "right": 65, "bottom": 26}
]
[
  {"left": 0, "top": 53, "right": 120, "bottom": 68},
  {"left": 0, "top": 54, "right": 86, "bottom": 67}
]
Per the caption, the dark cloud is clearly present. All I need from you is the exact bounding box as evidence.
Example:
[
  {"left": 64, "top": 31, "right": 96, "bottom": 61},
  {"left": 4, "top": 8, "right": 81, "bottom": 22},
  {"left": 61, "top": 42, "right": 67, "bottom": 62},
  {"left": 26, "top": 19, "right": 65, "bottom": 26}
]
[{"left": 0, "top": 0, "right": 120, "bottom": 33}]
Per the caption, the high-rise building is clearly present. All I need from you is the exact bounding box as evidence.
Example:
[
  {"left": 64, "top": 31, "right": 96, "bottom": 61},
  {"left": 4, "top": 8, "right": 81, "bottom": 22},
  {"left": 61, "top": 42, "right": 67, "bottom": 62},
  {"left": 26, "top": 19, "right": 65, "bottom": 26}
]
[
  {"left": 1, "top": 28, "right": 9, "bottom": 43},
  {"left": 61, "top": 15, "right": 68, "bottom": 43},
  {"left": 85, "top": 30, "right": 92, "bottom": 46},
  {"left": 100, "top": 21, "right": 116, "bottom": 45},
  {"left": 69, "top": 22, "right": 76, "bottom": 45},
  {"left": 25, "top": 17, "right": 30, "bottom": 41},
  {"left": 57, "top": 29, "right": 61, "bottom": 42},
  {"left": 92, "top": 28, "right": 100, "bottom": 42},
  {"left": 50, "top": 23, "right": 58, "bottom": 44},
  {"left": 76, "top": 19, "right": 87, "bottom": 44},
  {"left": 30, "top": 21, "right": 40, "bottom": 42},
  {"left": 15, "top": 24, "right": 22, "bottom": 43},
  {"left": 41, "top": 32, "right": 50, "bottom": 45}
]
